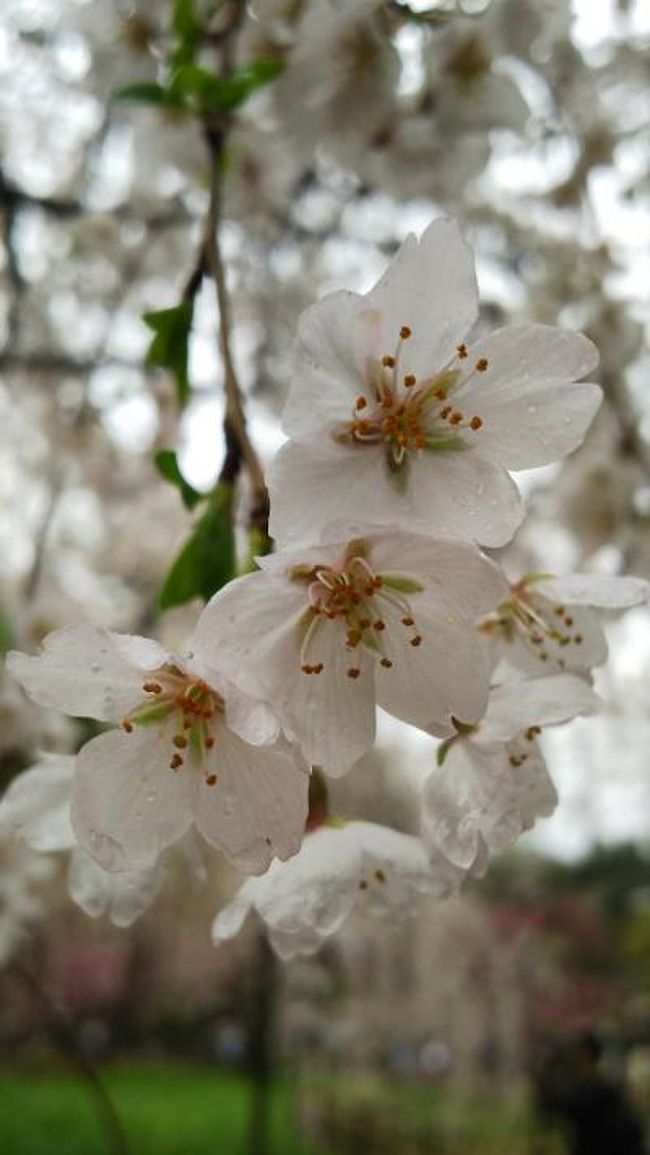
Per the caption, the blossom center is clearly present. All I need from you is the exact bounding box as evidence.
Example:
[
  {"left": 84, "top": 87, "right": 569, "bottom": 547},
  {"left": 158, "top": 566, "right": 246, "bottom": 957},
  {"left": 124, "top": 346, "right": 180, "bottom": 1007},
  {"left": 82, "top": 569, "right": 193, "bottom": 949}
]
[
  {"left": 121, "top": 663, "right": 223, "bottom": 785},
  {"left": 334, "top": 327, "right": 486, "bottom": 470},
  {"left": 480, "top": 580, "right": 584, "bottom": 669},
  {"left": 290, "top": 546, "right": 424, "bottom": 679}
]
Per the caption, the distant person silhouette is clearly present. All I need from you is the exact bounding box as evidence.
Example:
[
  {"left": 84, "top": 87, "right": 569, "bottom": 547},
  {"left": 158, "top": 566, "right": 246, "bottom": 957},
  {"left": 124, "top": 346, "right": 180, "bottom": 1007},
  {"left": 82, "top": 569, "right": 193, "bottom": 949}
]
[{"left": 537, "top": 1031, "right": 646, "bottom": 1155}]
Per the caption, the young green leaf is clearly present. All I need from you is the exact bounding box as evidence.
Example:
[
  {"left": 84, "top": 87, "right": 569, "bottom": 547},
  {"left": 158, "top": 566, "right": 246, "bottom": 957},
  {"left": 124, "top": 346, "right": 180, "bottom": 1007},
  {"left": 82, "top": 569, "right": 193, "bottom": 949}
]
[
  {"left": 154, "top": 449, "right": 203, "bottom": 510},
  {"left": 114, "top": 82, "right": 185, "bottom": 108},
  {"left": 170, "top": 58, "right": 284, "bottom": 115},
  {"left": 157, "top": 484, "right": 236, "bottom": 610},
  {"left": 143, "top": 300, "right": 193, "bottom": 409}
]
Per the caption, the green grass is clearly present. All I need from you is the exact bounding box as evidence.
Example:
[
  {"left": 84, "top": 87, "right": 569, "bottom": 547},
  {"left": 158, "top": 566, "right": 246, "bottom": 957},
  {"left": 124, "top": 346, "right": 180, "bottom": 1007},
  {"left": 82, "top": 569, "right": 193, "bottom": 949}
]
[{"left": 0, "top": 1062, "right": 318, "bottom": 1155}]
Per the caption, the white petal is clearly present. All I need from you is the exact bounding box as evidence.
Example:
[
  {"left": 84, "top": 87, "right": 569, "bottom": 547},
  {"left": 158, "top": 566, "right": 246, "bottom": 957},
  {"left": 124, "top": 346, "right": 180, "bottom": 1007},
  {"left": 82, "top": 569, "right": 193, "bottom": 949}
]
[
  {"left": 456, "top": 324, "right": 599, "bottom": 399},
  {"left": 268, "top": 432, "right": 523, "bottom": 549},
  {"left": 279, "top": 619, "right": 377, "bottom": 774},
  {"left": 354, "top": 821, "right": 454, "bottom": 898},
  {"left": 214, "top": 826, "right": 361, "bottom": 958},
  {"left": 68, "top": 849, "right": 163, "bottom": 927},
  {"left": 71, "top": 724, "right": 195, "bottom": 871},
  {"left": 365, "top": 219, "right": 479, "bottom": 380},
  {"left": 196, "top": 571, "right": 306, "bottom": 704},
  {"left": 470, "top": 379, "right": 602, "bottom": 469},
  {"left": 193, "top": 730, "right": 308, "bottom": 875},
  {"left": 508, "top": 600, "right": 609, "bottom": 674},
  {"left": 7, "top": 626, "right": 169, "bottom": 722},
  {"left": 0, "top": 754, "right": 76, "bottom": 851},
  {"left": 200, "top": 573, "right": 377, "bottom": 775},
  {"left": 186, "top": 643, "right": 281, "bottom": 746},
  {"left": 212, "top": 885, "right": 255, "bottom": 942},
  {"left": 367, "top": 530, "right": 509, "bottom": 619},
  {"left": 282, "top": 291, "right": 369, "bottom": 441},
  {"left": 408, "top": 448, "right": 524, "bottom": 547},
  {"left": 422, "top": 747, "right": 487, "bottom": 869},
  {"left": 423, "top": 743, "right": 526, "bottom": 867},
  {"left": 478, "top": 675, "right": 600, "bottom": 744},
  {"left": 536, "top": 573, "right": 648, "bottom": 609},
  {"left": 508, "top": 744, "right": 558, "bottom": 833},
  {"left": 377, "top": 613, "right": 492, "bottom": 736}
]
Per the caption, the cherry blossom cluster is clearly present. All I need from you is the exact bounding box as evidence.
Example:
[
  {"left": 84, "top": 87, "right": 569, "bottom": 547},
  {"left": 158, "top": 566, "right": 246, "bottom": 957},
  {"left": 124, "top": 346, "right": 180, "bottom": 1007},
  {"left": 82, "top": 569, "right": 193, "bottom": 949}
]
[{"left": 2, "top": 220, "right": 647, "bottom": 959}]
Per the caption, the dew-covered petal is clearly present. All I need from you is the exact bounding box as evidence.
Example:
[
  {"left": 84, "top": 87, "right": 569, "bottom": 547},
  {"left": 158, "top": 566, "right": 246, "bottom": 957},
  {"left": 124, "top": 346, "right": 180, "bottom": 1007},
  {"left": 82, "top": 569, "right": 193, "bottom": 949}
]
[
  {"left": 536, "top": 573, "right": 648, "bottom": 609},
  {"left": 193, "top": 731, "right": 308, "bottom": 875},
  {"left": 67, "top": 848, "right": 163, "bottom": 927},
  {"left": 278, "top": 619, "right": 376, "bottom": 774},
  {"left": 469, "top": 378, "right": 602, "bottom": 469},
  {"left": 364, "top": 218, "right": 479, "bottom": 381},
  {"left": 269, "top": 433, "right": 523, "bottom": 549},
  {"left": 367, "top": 530, "right": 509, "bottom": 620},
  {"left": 0, "top": 753, "right": 76, "bottom": 852},
  {"left": 376, "top": 609, "right": 493, "bottom": 737},
  {"left": 424, "top": 732, "right": 559, "bottom": 870},
  {"left": 186, "top": 643, "right": 281, "bottom": 747},
  {"left": 7, "top": 626, "right": 169, "bottom": 723},
  {"left": 214, "top": 824, "right": 362, "bottom": 958},
  {"left": 71, "top": 724, "right": 195, "bottom": 872},
  {"left": 200, "top": 574, "right": 377, "bottom": 775},
  {"left": 197, "top": 571, "right": 307, "bottom": 704},
  {"left": 408, "top": 447, "right": 524, "bottom": 547},
  {"left": 422, "top": 746, "right": 488, "bottom": 869},
  {"left": 354, "top": 821, "right": 454, "bottom": 899},
  {"left": 455, "top": 324, "right": 599, "bottom": 403},
  {"left": 478, "top": 675, "right": 600, "bottom": 744},
  {"left": 282, "top": 291, "right": 370, "bottom": 441}
]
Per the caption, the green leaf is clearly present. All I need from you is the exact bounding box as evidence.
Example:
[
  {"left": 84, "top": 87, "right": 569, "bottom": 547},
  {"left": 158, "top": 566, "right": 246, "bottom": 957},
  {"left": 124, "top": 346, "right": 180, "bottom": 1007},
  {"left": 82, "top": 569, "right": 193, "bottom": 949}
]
[
  {"left": 170, "top": 58, "right": 284, "bottom": 114},
  {"left": 154, "top": 449, "right": 203, "bottom": 510},
  {"left": 157, "top": 484, "right": 236, "bottom": 610},
  {"left": 114, "top": 82, "right": 185, "bottom": 108},
  {"left": 143, "top": 300, "right": 193, "bottom": 409}
]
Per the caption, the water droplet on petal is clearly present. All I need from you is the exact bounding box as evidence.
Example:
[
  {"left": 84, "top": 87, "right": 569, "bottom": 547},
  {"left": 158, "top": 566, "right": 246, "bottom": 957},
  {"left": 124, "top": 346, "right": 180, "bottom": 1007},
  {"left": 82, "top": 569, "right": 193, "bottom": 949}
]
[
  {"left": 87, "top": 829, "right": 124, "bottom": 870},
  {"left": 145, "top": 793, "right": 156, "bottom": 805}
]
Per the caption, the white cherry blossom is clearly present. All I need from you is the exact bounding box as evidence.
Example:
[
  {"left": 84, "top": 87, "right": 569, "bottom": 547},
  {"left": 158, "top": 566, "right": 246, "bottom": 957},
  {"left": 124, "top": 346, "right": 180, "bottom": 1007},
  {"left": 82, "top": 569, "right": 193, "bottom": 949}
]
[
  {"left": 273, "top": 0, "right": 400, "bottom": 169},
  {"left": 480, "top": 572, "right": 649, "bottom": 676},
  {"left": 196, "top": 527, "right": 509, "bottom": 775},
  {"left": 0, "top": 753, "right": 172, "bottom": 928},
  {"left": 268, "top": 218, "right": 601, "bottom": 548},
  {"left": 422, "top": 675, "right": 600, "bottom": 871},
  {"left": 7, "top": 626, "right": 308, "bottom": 875},
  {"left": 212, "top": 820, "right": 461, "bottom": 960}
]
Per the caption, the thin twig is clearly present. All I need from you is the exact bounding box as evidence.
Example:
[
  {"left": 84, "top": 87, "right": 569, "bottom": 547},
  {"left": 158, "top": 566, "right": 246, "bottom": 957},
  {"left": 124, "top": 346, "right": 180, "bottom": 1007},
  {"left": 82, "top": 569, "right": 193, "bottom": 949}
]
[{"left": 198, "top": 1, "right": 270, "bottom": 542}]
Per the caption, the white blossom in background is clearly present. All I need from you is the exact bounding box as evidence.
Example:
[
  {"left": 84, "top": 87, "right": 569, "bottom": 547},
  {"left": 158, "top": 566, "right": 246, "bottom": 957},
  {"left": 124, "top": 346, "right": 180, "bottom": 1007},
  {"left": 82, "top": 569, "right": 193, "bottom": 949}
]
[
  {"left": 0, "top": 753, "right": 193, "bottom": 927},
  {"left": 269, "top": 219, "right": 602, "bottom": 548},
  {"left": 198, "top": 526, "right": 508, "bottom": 774},
  {"left": 0, "top": 836, "right": 55, "bottom": 967},
  {"left": 272, "top": 0, "right": 400, "bottom": 168},
  {"left": 7, "top": 626, "right": 309, "bottom": 875},
  {"left": 422, "top": 675, "right": 600, "bottom": 872},
  {"left": 481, "top": 573, "right": 649, "bottom": 677},
  {"left": 212, "top": 820, "right": 460, "bottom": 960}
]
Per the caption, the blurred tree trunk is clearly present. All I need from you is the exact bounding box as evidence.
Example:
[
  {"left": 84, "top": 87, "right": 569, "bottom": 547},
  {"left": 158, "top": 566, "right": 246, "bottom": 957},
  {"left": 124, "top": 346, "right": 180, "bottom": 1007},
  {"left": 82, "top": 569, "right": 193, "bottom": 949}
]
[{"left": 245, "top": 929, "right": 277, "bottom": 1155}]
